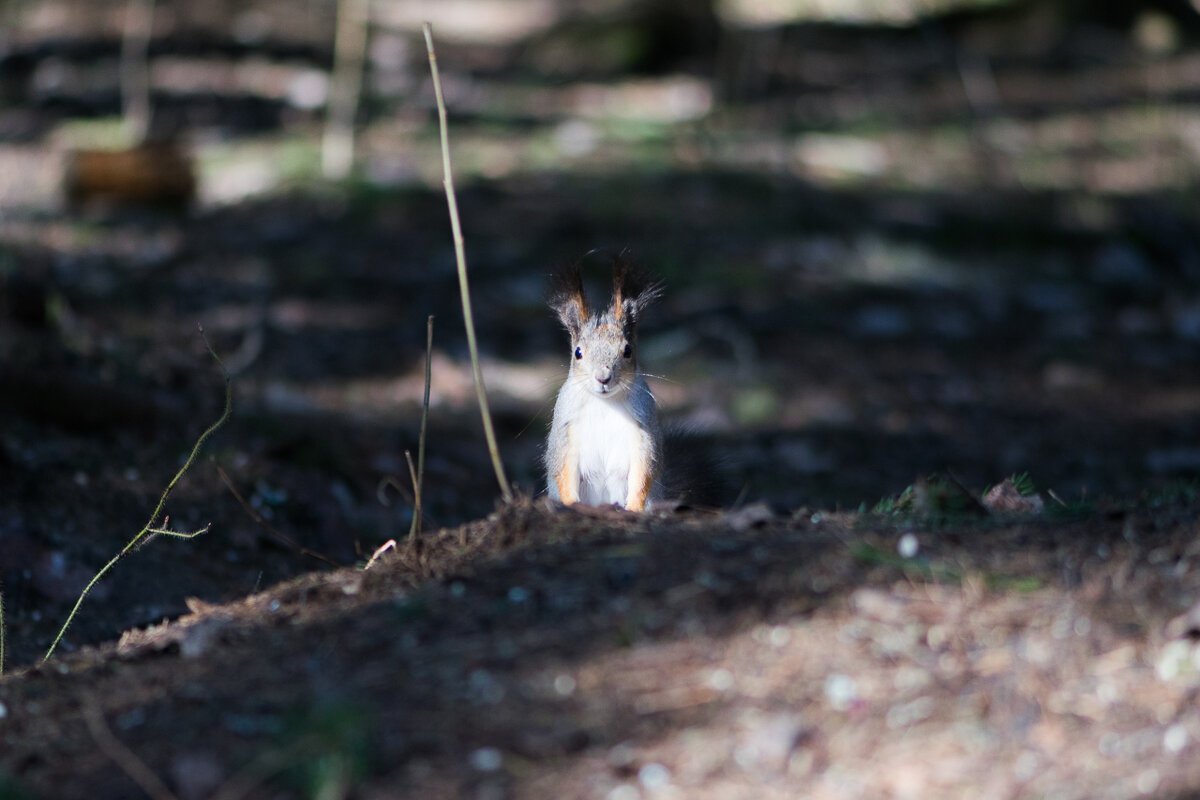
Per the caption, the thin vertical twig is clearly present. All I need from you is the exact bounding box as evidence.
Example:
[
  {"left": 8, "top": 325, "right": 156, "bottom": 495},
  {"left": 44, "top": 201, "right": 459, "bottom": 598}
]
[
  {"left": 404, "top": 450, "right": 421, "bottom": 538},
  {"left": 323, "top": 0, "right": 370, "bottom": 179},
  {"left": 409, "top": 314, "right": 434, "bottom": 538},
  {"left": 423, "top": 23, "right": 512, "bottom": 502},
  {"left": 120, "top": 0, "right": 155, "bottom": 145}
]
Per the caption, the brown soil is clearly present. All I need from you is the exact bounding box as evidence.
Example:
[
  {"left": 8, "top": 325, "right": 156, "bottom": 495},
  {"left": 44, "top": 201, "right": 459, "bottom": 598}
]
[{"left": 5, "top": 499, "right": 1200, "bottom": 800}]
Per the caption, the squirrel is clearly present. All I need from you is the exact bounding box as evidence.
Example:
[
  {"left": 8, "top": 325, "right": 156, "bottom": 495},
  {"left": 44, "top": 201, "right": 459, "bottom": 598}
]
[{"left": 545, "top": 253, "right": 664, "bottom": 511}]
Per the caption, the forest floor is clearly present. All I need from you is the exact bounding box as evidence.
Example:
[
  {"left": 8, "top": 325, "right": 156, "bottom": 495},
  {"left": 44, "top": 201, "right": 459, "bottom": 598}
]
[
  {"left": 5, "top": 1, "right": 1200, "bottom": 797},
  {"left": 4, "top": 496, "right": 1200, "bottom": 800}
]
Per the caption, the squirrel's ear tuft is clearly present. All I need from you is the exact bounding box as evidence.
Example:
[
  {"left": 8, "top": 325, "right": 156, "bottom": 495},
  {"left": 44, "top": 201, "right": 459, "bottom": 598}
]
[
  {"left": 612, "top": 251, "right": 662, "bottom": 322},
  {"left": 548, "top": 261, "right": 589, "bottom": 336}
]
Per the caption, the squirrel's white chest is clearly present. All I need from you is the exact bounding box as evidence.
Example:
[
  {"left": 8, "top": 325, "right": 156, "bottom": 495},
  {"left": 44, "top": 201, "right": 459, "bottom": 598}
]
[{"left": 575, "top": 394, "right": 642, "bottom": 505}]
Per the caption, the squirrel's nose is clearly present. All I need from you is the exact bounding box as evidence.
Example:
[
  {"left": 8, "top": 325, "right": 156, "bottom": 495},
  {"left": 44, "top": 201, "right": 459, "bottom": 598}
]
[{"left": 595, "top": 368, "right": 612, "bottom": 385}]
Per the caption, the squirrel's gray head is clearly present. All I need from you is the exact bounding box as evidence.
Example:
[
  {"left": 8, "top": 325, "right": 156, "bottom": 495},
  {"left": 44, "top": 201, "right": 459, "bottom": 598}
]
[{"left": 548, "top": 252, "right": 662, "bottom": 397}]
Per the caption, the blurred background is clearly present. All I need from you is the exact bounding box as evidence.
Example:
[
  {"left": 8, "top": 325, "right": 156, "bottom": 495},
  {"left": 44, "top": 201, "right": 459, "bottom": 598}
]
[{"left": 4, "top": 0, "right": 1200, "bottom": 658}]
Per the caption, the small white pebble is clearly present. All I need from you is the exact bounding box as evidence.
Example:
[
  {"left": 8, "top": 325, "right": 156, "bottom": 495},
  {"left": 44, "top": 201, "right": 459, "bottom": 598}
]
[
  {"left": 1013, "top": 751, "right": 1038, "bottom": 780},
  {"left": 507, "top": 586, "right": 528, "bottom": 604},
  {"left": 893, "top": 665, "right": 932, "bottom": 692},
  {"left": 926, "top": 623, "right": 945, "bottom": 652},
  {"left": 1156, "top": 640, "right": 1193, "bottom": 681},
  {"left": 1073, "top": 616, "right": 1091, "bottom": 637},
  {"left": 553, "top": 674, "right": 576, "bottom": 696},
  {"left": 170, "top": 752, "right": 223, "bottom": 800},
  {"left": 638, "top": 762, "right": 671, "bottom": 790},
  {"left": 1137, "top": 768, "right": 1159, "bottom": 794},
  {"left": 554, "top": 118, "right": 599, "bottom": 157},
  {"left": 180, "top": 621, "right": 222, "bottom": 660},
  {"left": 897, "top": 533, "right": 919, "bottom": 558},
  {"left": 824, "top": 673, "right": 858, "bottom": 711},
  {"left": 1164, "top": 723, "right": 1188, "bottom": 754},
  {"left": 607, "top": 742, "right": 637, "bottom": 770},
  {"left": 732, "top": 742, "right": 757, "bottom": 770},
  {"left": 886, "top": 696, "right": 933, "bottom": 729},
  {"left": 469, "top": 747, "right": 503, "bottom": 772},
  {"left": 469, "top": 669, "right": 505, "bottom": 704},
  {"left": 708, "top": 668, "right": 734, "bottom": 692},
  {"left": 768, "top": 626, "right": 791, "bottom": 647}
]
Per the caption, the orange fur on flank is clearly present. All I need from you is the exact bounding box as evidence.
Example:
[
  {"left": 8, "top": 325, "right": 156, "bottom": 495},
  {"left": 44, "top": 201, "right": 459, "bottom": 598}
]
[{"left": 554, "top": 424, "right": 581, "bottom": 504}]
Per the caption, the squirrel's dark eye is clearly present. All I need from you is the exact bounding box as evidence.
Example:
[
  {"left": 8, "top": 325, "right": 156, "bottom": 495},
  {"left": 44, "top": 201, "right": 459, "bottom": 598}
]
[
  {"left": 622, "top": 344, "right": 633, "bottom": 359},
  {"left": 574, "top": 346, "right": 583, "bottom": 360}
]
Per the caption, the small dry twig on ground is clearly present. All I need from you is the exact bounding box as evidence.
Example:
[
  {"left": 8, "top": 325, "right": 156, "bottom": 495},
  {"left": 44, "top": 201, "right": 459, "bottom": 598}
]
[
  {"left": 43, "top": 328, "right": 232, "bottom": 662},
  {"left": 206, "top": 744, "right": 313, "bottom": 800},
  {"left": 84, "top": 693, "right": 328, "bottom": 800},
  {"left": 82, "top": 696, "right": 180, "bottom": 800},
  {"left": 363, "top": 539, "right": 396, "bottom": 571},
  {"left": 376, "top": 474, "right": 414, "bottom": 508},
  {"left": 423, "top": 23, "right": 512, "bottom": 503},
  {"left": 216, "top": 465, "right": 340, "bottom": 569}
]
